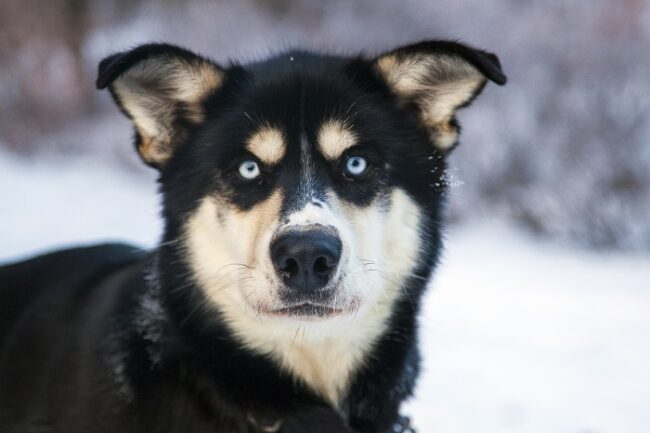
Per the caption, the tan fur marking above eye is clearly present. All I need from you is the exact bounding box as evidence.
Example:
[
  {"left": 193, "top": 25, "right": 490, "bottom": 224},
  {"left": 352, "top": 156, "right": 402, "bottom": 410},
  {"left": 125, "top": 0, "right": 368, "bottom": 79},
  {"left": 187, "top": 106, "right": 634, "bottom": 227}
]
[
  {"left": 317, "top": 120, "right": 357, "bottom": 160},
  {"left": 246, "top": 127, "right": 286, "bottom": 165}
]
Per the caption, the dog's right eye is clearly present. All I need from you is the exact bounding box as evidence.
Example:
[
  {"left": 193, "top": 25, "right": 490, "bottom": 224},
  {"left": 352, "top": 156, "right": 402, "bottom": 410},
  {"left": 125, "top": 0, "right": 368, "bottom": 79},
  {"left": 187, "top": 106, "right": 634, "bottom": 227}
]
[
  {"left": 345, "top": 156, "right": 368, "bottom": 177},
  {"left": 238, "top": 160, "right": 261, "bottom": 180}
]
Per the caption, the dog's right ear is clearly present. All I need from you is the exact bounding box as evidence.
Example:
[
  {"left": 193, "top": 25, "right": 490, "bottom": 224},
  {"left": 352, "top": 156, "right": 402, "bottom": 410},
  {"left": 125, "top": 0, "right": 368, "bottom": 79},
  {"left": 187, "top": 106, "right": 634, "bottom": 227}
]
[{"left": 97, "top": 43, "right": 224, "bottom": 168}]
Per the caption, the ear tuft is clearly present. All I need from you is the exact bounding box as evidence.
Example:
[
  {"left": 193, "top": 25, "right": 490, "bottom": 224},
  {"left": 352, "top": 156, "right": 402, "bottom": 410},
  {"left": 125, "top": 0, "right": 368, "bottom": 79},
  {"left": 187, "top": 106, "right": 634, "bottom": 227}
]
[
  {"left": 373, "top": 40, "right": 506, "bottom": 152},
  {"left": 97, "top": 43, "right": 224, "bottom": 168}
]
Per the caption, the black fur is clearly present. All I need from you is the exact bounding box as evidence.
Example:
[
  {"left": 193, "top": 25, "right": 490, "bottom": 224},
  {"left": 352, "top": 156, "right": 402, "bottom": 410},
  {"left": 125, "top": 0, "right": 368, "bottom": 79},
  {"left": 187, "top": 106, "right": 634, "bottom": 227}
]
[{"left": 1, "top": 41, "right": 505, "bottom": 432}]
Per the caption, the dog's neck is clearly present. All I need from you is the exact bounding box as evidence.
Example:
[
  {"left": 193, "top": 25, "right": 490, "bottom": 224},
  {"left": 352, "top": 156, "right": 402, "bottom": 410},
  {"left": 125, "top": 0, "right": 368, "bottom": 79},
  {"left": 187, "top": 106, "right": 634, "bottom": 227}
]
[{"left": 229, "top": 304, "right": 393, "bottom": 407}]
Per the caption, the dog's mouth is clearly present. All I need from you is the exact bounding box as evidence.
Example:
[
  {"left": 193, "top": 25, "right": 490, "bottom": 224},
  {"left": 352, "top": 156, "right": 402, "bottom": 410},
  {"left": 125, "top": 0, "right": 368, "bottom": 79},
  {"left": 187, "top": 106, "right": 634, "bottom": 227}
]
[{"left": 259, "top": 301, "right": 358, "bottom": 320}]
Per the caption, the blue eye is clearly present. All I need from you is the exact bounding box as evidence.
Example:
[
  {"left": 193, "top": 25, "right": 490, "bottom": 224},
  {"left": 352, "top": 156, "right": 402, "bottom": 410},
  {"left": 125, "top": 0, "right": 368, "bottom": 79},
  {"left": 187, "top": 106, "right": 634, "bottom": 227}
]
[
  {"left": 345, "top": 156, "right": 367, "bottom": 176},
  {"left": 238, "top": 160, "right": 260, "bottom": 180}
]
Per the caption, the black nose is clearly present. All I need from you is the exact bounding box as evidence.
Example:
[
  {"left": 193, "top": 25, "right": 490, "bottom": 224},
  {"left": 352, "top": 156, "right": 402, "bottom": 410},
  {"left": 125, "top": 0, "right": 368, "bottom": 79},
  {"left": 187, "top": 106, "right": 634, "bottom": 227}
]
[{"left": 270, "top": 229, "right": 342, "bottom": 292}]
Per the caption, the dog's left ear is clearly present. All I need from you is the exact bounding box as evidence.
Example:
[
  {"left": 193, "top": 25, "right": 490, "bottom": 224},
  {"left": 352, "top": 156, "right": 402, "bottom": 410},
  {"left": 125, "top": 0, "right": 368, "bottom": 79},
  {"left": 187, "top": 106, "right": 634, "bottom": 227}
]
[
  {"left": 373, "top": 41, "right": 506, "bottom": 153},
  {"left": 97, "top": 43, "right": 224, "bottom": 168}
]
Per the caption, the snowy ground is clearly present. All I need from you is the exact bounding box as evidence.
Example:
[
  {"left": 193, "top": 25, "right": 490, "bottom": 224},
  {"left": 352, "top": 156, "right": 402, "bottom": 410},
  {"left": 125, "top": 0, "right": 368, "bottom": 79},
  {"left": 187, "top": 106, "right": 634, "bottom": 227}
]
[
  {"left": 0, "top": 151, "right": 161, "bottom": 258},
  {"left": 405, "top": 224, "right": 650, "bottom": 433},
  {"left": 1, "top": 151, "right": 649, "bottom": 433}
]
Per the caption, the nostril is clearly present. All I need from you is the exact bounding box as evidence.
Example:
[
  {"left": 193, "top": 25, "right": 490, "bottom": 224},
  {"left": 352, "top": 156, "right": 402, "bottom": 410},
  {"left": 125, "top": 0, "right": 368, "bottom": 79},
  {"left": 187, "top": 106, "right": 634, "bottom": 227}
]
[
  {"left": 280, "top": 258, "right": 299, "bottom": 279},
  {"left": 313, "top": 256, "right": 332, "bottom": 278}
]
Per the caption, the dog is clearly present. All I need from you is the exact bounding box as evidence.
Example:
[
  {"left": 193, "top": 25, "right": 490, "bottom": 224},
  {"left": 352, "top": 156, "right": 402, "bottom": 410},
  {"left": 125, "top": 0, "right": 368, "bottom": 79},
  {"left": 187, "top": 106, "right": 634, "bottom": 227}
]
[{"left": 0, "top": 40, "right": 505, "bottom": 432}]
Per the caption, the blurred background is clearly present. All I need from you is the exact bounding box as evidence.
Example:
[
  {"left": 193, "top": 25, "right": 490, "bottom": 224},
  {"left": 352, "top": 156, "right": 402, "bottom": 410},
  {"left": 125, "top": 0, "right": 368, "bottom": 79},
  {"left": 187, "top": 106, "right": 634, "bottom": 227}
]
[{"left": 1, "top": 1, "right": 649, "bottom": 432}]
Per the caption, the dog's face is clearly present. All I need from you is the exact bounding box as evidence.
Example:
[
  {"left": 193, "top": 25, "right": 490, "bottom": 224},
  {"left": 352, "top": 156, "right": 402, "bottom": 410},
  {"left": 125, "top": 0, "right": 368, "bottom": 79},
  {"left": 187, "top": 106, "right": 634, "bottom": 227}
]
[{"left": 98, "top": 42, "right": 505, "bottom": 340}]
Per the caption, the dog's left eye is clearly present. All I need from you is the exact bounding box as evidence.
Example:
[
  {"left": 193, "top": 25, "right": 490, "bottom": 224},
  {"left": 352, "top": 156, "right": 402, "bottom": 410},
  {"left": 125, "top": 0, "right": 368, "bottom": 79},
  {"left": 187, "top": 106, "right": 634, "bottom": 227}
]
[
  {"left": 238, "top": 160, "right": 261, "bottom": 180},
  {"left": 345, "top": 156, "right": 368, "bottom": 176}
]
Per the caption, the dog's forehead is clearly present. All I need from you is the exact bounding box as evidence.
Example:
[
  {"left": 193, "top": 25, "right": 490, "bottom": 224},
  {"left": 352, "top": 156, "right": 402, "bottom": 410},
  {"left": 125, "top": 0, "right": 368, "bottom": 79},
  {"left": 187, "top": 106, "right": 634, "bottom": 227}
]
[
  {"left": 242, "top": 120, "right": 357, "bottom": 166},
  {"left": 244, "top": 51, "right": 349, "bottom": 82},
  {"left": 238, "top": 52, "right": 362, "bottom": 159}
]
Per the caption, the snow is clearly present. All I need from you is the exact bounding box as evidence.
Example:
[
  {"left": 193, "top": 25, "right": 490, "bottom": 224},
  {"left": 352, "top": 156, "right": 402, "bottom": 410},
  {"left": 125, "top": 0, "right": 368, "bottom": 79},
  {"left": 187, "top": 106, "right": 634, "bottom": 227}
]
[
  {"left": 1, "top": 152, "right": 649, "bottom": 433},
  {"left": 406, "top": 224, "right": 650, "bottom": 433},
  {"left": 0, "top": 151, "right": 160, "bottom": 261}
]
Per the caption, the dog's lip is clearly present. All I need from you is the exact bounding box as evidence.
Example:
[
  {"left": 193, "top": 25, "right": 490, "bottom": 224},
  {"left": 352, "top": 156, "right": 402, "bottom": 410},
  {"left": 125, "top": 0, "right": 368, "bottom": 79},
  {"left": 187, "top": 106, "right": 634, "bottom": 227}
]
[{"left": 259, "top": 301, "right": 358, "bottom": 320}]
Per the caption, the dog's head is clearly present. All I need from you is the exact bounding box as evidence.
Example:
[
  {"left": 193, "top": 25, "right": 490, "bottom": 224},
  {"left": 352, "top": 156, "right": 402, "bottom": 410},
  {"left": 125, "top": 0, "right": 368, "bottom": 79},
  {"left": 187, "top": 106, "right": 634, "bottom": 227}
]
[{"left": 98, "top": 41, "right": 505, "bottom": 341}]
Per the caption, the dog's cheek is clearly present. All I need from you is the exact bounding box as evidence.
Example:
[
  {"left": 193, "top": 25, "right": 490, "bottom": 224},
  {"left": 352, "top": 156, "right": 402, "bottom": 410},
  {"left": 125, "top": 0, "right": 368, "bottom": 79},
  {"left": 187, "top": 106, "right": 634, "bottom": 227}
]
[
  {"left": 329, "top": 194, "right": 387, "bottom": 301},
  {"left": 339, "top": 189, "right": 422, "bottom": 306},
  {"left": 244, "top": 189, "right": 285, "bottom": 297},
  {"left": 381, "top": 189, "right": 423, "bottom": 289},
  {"left": 183, "top": 197, "right": 247, "bottom": 305}
]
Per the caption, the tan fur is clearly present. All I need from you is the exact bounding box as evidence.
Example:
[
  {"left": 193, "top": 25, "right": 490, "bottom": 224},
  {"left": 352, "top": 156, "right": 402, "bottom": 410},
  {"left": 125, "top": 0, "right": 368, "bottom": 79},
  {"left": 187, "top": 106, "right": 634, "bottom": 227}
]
[
  {"left": 182, "top": 186, "right": 424, "bottom": 406},
  {"left": 246, "top": 126, "right": 286, "bottom": 165},
  {"left": 376, "top": 53, "right": 486, "bottom": 150},
  {"left": 428, "top": 121, "right": 459, "bottom": 151},
  {"left": 136, "top": 136, "right": 172, "bottom": 166},
  {"left": 171, "top": 62, "right": 223, "bottom": 109},
  {"left": 317, "top": 120, "right": 357, "bottom": 160},
  {"left": 111, "top": 58, "right": 223, "bottom": 165}
]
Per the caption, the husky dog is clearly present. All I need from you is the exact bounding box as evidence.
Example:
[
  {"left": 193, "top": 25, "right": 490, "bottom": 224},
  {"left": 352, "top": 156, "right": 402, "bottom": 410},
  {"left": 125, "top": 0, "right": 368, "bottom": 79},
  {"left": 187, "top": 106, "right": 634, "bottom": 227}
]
[{"left": 0, "top": 41, "right": 505, "bottom": 432}]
